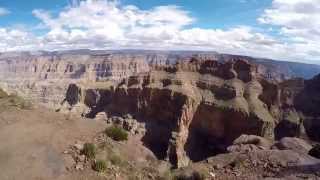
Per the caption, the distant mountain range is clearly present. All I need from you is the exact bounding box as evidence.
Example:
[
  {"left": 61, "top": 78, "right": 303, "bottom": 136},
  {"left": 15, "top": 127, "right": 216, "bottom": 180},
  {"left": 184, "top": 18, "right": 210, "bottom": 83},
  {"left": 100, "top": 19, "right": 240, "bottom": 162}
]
[{"left": 1, "top": 49, "right": 320, "bottom": 80}]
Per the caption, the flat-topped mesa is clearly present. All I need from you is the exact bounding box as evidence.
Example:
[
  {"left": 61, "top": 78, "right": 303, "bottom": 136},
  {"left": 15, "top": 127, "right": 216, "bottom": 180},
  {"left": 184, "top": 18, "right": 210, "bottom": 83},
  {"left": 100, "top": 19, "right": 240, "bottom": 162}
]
[
  {"left": 64, "top": 58, "right": 276, "bottom": 168},
  {"left": 151, "top": 58, "right": 258, "bottom": 82},
  {"left": 0, "top": 54, "right": 150, "bottom": 108},
  {"left": 0, "top": 54, "right": 150, "bottom": 82}
]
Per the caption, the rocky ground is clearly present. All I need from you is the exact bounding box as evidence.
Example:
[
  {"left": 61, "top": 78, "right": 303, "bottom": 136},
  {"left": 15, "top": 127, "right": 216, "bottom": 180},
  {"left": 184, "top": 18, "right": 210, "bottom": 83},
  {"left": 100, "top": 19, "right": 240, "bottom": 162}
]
[
  {"left": 1, "top": 105, "right": 320, "bottom": 179},
  {"left": 1, "top": 90, "right": 320, "bottom": 180},
  {"left": 0, "top": 93, "right": 171, "bottom": 180}
]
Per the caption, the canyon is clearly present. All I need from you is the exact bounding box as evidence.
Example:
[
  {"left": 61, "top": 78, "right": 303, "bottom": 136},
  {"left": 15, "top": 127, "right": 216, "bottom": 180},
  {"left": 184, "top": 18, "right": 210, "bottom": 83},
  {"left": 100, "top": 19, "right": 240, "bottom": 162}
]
[{"left": 0, "top": 50, "right": 320, "bottom": 171}]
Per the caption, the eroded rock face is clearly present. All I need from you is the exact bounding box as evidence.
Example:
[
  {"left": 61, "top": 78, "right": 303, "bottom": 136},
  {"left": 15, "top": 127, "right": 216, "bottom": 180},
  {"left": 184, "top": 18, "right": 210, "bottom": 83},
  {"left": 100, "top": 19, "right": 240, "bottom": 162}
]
[
  {"left": 66, "top": 84, "right": 82, "bottom": 106},
  {"left": 0, "top": 53, "right": 150, "bottom": 110},
  {"left": 273, "top": 137, "right": 312, "bottom": 154},
  {"left": 294, "top": 75, "right": 320, "bottom": 135},
  {"left": 68, "top": 59, "right": 278, "bottom": 167},
  {"left": 2, "top": 52, "right": 319, "bottom": 168},
  {"left": 279, "top": 75, "right": 320, "bottom": 141}
]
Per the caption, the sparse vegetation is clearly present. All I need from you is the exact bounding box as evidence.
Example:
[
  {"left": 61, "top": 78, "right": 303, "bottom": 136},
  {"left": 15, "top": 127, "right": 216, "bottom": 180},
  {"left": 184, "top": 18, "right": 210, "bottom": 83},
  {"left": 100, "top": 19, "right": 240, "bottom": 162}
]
[
  {"left": 0, "top": 88, "right": 32, "bottom": 110},
  {"left": 8, "top": 95, "right": 33, "bottom": 109},
  {"left": 109, "top": 154, "right": 122, "bottom": 165},
  {"left": 93, "top": 160, "right": 107, "bottom": 172},
  {"left": 105, "top": 126, "right": 128, "bottom": 141},
  {"left": 82, "top": 143, "right": 97, "bottom": 159}
]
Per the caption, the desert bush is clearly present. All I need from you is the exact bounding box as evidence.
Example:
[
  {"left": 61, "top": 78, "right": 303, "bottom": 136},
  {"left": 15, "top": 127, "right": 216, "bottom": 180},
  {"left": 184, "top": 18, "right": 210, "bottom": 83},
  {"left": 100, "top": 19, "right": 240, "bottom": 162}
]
[
  {"left": 7, "top": 95, "right": 32, "bottom": 109},
  {"left": 82, "top": 143, "right": 96, "bottom": 159},
  {"left": 105, "top": 126, "right": 128, "bottom": 141},
  {"left": 109, "top": 154, "right": 122, "bottom": 166},
  {"left": 93, "top": 160, "right": 107, "bottom": 172}
]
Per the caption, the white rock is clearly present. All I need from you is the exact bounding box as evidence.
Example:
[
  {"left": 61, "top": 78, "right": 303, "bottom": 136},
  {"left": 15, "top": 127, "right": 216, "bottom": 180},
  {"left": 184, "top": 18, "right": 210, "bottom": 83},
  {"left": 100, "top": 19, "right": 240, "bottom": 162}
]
[
  {"left": 75, "top": 163, "right": 84, "bottom": 171},
  {"left": 74, "top": 141, "right": 84, "bottom": 150}
]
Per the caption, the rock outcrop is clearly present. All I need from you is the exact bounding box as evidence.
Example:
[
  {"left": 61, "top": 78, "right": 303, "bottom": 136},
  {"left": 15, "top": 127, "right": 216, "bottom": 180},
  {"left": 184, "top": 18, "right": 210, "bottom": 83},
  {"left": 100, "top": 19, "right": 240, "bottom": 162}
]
[
  {"left": 1, "top": 50, "right": 320, "bottom": 168},
  {"left": 293, "top": 74, "right": 320, "bottom": 141},
  {"left": 273, "top": 137, "right": 312, "bottom": 154},
  {"left": 58, "top": 59, "right": 278, "bottom": 167}
]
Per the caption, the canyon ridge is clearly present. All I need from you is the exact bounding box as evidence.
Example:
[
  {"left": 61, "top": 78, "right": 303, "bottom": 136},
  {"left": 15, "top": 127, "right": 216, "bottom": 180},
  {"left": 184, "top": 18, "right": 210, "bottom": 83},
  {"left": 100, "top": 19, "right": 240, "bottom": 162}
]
[{"left": 0, "top": 50, "right": 320, "bottom": 180}]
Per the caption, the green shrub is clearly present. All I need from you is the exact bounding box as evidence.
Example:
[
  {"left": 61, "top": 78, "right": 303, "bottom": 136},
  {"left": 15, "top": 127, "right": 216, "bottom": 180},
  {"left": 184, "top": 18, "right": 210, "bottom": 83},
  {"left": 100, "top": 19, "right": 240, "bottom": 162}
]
[
  {"left": 82, "top": 143, "right": 96, "bottom": 159},
  {"left": 93, "top": 160, "right": 107, "bottom": 172},
  {"left": 105, "top": 126, "right": 128, "bottom": 141},
  {"left": 109, "top": 154, "right": 122, "bottom": 166}
]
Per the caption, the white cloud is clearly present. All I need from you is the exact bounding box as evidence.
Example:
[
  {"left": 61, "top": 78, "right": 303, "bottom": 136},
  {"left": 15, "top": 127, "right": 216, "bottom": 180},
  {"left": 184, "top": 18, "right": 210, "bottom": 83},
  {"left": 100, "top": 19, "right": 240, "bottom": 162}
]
[
  {"left": 0, "top": 0, "right": 320, "bottom": 63},
  {"left": 0, "top": 7, "right": 10, "bottom": 16},
  {"left": 0, "top": 28, "right": 40, "bottom": 51},
  {"left": 258, "top": 0, "right": 320, "bottom": 61},
  {"left": 28, "top": 0, "right": 280, "bottom": 58}
]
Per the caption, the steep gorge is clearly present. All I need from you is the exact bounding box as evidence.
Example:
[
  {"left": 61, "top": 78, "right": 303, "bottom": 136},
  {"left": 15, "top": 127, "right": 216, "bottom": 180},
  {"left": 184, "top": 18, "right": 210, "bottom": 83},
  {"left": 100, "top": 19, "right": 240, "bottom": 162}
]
[
  {"left": 0, "top": 51, "right": 319, "bottom": 168},
  {"left": 60, "top": 59, "right": 277, "bottom": 167}
]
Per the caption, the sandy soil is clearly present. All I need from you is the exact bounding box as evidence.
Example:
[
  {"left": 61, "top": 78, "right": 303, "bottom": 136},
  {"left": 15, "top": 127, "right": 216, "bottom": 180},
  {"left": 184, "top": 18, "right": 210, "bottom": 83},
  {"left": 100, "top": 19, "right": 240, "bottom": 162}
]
[{"left": 0, "top": 107, "right": 106, "bottom": 180}]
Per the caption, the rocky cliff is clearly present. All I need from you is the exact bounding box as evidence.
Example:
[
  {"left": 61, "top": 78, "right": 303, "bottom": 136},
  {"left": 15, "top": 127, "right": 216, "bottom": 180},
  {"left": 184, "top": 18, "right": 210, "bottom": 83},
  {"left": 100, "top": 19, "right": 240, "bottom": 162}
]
[
  {"left": 60, "top": 58, "right": 279, "bottom": 167},
  {"left": 0, "top": 53, "right": 150, "bottom": 108},
  {"left": 0, "top": 50, "right": 319, "bottom": 168}
]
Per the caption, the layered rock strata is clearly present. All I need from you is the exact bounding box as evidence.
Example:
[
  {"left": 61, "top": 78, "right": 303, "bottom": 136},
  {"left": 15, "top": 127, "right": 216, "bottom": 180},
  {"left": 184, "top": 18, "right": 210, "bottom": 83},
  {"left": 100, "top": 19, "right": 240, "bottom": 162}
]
[
  {"left": 59, "top": 59, "right": 277, "bottom": 167},
  {"left": 0, "top": 52, "right": 318, "bottom": 168}
]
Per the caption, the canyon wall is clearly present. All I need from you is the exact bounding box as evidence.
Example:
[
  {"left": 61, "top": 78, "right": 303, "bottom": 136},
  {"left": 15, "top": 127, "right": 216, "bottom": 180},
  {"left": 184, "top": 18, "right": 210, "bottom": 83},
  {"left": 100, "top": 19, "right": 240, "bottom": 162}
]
[
  {"left": 0, "top": 50, "right": 319, "bottom": 167},
  {"left": 61, "top": 58, "right": 278, "bottom": 167},
  {"left": 0, "top": 53, "right": 150, "bottom": 108}
]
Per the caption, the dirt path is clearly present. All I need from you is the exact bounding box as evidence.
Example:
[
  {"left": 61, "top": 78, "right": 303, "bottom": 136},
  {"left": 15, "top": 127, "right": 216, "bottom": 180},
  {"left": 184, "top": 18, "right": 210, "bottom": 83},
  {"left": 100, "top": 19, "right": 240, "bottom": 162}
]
[{"left": 0, "top": 108, "right": 106, "bottom": 180}]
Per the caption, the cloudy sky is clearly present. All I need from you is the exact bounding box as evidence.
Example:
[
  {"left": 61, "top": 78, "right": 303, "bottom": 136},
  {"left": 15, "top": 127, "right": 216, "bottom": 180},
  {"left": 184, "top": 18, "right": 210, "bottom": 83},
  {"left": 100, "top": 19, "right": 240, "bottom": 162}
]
[{"left": 0, "top": 0, "right": 320, "bottom": 63}]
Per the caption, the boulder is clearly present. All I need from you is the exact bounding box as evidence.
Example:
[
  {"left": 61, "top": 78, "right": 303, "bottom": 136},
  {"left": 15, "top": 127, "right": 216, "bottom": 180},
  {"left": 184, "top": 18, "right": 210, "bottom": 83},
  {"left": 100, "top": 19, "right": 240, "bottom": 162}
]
[
  {"left": 112, "top": 116, "right": 124, "bottom": 126},
  {"left": 123, "top": 114, "right": 133, "bottom": 119},
  {"left": 309, "top": 144, "right": 320, "bottom": 159},
  {"left": 66, "top": 84, "right": 81, "bottom": 106},
  {"left": 233, "top": 135, "right": 272, "bottom": 148},
  {"left": 74, "top": 141, "right": 84, "bottom": 151},
  {"left": 273, "top": 137, "right": 312, "bottom": 154},
  {"left": 123, "top": 118, "right": 138, "bottom": 133},
  {"left": 227, "top": 135, "right": 272, "bottom": 153},
  {"left": 94, "top": 112, "right": 108, "bottom": 120},
  {"left": 227, "top": 144, "right": 265, "bottom": 153}
]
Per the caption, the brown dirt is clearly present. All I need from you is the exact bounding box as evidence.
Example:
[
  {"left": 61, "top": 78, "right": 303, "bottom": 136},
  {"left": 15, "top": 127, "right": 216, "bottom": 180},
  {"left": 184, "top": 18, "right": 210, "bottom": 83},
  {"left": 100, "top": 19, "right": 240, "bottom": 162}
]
[
  {"left": 0, "top": 105, "right": 167, "bottom": 180},
  {"left": 0, "top": 107, "right": 107, "bottom": 180}
]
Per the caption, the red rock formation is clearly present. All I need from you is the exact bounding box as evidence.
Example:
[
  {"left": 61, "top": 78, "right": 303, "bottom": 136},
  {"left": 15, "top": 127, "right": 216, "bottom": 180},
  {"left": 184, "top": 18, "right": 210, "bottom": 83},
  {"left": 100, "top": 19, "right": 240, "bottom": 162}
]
[{"left": 67, "top": 59, "right": 277, "bottom": 167}]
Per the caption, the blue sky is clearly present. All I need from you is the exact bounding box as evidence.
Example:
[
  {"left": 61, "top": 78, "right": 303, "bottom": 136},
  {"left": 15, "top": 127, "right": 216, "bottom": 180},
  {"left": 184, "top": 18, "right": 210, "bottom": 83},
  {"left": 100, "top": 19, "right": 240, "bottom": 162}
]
[
  {"left": 0, "top": 0, "right": 270, "bottom": 30},
  {"left": 0, "top": 0, "right": 320, "bottom": 64}
]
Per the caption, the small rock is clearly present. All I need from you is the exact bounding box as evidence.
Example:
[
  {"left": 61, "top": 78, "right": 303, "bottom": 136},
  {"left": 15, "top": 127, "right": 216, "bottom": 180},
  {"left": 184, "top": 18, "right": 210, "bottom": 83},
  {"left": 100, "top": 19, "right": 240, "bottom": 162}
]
[
  {"left": 147, "top": 173, "right": 153, "bottom": 179},
  {"left": 63, "top": 150, "right": 69, "bottom": 154},
  {"left": 75, "top": 163, "right": 84, "bottom": 171},
  {"left": 77, "top": 155, "right": 86, "bottom": 162},
  {"left": 112, "top": 116, "right": 124, "bottom": 126},
  {"left": 209, "top": 172, "right": 216, "bottom": 178},
  {"left": 213, "top": 164, "right": 223, "bottom": 170},
  {"left": 74, "top": 141, "right": 84, "bottom": 150},
  {"left": 64, "top": 155, "right": 75, "bottom": 171},
  {"left": 106, "top": 118, "right": 112, "bottom": 124},
  {"left": 95, "top": 112, "right": 108, "bottom": 120},
  {"left": 123, "top": 114, "right": 133, "bottom": 119}
]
